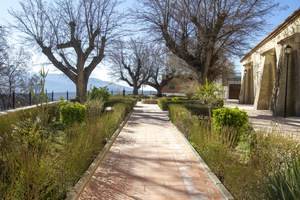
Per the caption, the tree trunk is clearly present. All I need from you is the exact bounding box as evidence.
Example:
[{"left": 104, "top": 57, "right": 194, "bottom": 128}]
[
  {"left": 156, "top": 87, "right": 162, "bottom": 97},
  {"left": 76, "top": 72, "right": 88, "bottom": 103},
  {"left": 133, "top": 87, "right": 139, "bottom": 95},
  {"left": 194, "top": 70, "right": 204, "bottom": 85}
]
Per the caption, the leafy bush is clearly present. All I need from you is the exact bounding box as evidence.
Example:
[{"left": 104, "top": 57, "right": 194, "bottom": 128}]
[
  {"left": 267, "top": 158, "right": 300, "bottom": 199},
  {"left": 105, "top": 96, "right": 137, "bottom": 108},
  {"left": 194, "top": 81, "right": 224, "bottom": 117},
  {"left": 171, "top": 97, "right": 180, "bottom": 103},
  {"left": 88, "top": 87, "right": 110, "bottom": 102},
  {"left": 212, "top": 107, "right": 248, "bottom": 131},
  {"left": 194, "top": 80, "right": 223, "bottom": 102},
  {"left": 159, "top": 96, "right": 223, "bottom": 114},
  {"left": 212, "top": 107, "right": 249, "bottom": 147},
  {"left": 59, "top": 101, "right": 86, "bottom": 125}
]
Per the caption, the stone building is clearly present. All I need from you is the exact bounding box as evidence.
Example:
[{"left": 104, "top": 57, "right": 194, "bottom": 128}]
[{"left": 240, "top": 9, "right": 300, "bottom": 117}]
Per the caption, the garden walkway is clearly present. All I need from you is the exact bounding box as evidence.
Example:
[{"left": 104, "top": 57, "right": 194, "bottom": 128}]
[{"left": 77, "top": 103, "right": 230, "bottom": 200}]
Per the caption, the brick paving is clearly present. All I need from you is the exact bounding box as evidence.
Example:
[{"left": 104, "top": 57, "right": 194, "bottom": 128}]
[{"left": 78, "top": 103, "right": 228, "bottom": 200}]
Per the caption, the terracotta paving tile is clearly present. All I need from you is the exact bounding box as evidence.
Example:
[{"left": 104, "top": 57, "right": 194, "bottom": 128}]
[{"left": 78, "top": 103, "right": 228, "bottom": 200}]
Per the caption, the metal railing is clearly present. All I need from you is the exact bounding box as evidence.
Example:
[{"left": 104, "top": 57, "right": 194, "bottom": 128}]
[
  {"left": 0, "top": 91, "right": 75, "bottom": 111},
  {"left": 0, "top": 90, "right": 156, "bottom": 111}
]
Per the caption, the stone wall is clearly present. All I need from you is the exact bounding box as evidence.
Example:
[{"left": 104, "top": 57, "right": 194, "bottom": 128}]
[{"left": 240, "top": 12, "right": 300, "bottom": 116}]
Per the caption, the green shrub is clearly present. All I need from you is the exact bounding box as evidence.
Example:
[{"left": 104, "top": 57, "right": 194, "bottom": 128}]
[
  {"left": 171, "top": 97, "right": 180, "bottom": 103},
  {"left": 267, "top": 158, "right": 300, "bottom": 199},
  {"left": 212, "top": 107, "right": 248, "bottom": 131},
  {"left": 88, "top": 87, "right": 110, "bottom": 102},
  {"left": 59, "top": 102, "right": 86, "bottom": 125},
  {"left": 105, "top": 96, "right": 137, "bottom": 108},
  {"left": 158, "top": 97, "right": 169, "bottom": 110},
  {"left": 194, "top": 81, "right": 224, "bottom": 118},
  {"left": 212, "top": 107, "right": 249, "bottom": 147}
]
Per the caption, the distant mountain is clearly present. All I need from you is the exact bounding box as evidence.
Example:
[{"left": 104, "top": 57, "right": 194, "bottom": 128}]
[{"left": 45, "top": 74, "right": 132, "bottom": 92}]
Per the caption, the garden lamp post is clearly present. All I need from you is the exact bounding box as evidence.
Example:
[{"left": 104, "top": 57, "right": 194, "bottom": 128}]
[
  {"left": 284, "top": 45, "right": 292, "bottom": 118},
  {"left": 243, "top": 69, "right": 247, "bottom": 104}
]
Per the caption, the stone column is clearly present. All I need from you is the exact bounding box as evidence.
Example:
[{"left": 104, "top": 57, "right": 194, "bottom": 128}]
[
  {"left": 239, "top": 64, "right": 255, "bottom": 104},
  {"left": 239, "top": 68, "right": 247, "bottom": 104},
  {"left": 257, "top": 52, "right": 276, "bottom": 110}
]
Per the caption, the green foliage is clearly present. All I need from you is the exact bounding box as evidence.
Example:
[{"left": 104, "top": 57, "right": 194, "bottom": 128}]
[
  {"left": 158, "top": 96, "right": 223, "bottom": 114},
  {"left": 194, "top": 80, "right": 223, "bottom": 106},
  {"left": 0, "top": 104, "right": 63, "bottom": 199},
  {"left": 158, "top": 97, "right": 169, "bottom": 110},
  {"left": 212, "top": 108, "right": 249, "bottom": 148},
  {"left": 105, "top": 96, "right": 137, "bottom": 108},
  {"left": 88, "top": 87, "right": 110, "bottom": 102},
  {"left": 0, "top": 97, "right": 135, "bottom": 199},
  {"left": 142, "top": 98, "right": 158, "bottom": 104},
  {"left": 212, "top": 107, "right": 248, "bottom": 131},
  {"left": 85, "top": 99, "right": 104, "bottom": 118},
  {"left": 171, "top": 97, "right": 180, "bottom": 103},
  {"left": 168, "top": 103, "right": 300, "bottom": 199},
  {"left": 267, "top": 158, "right": 300, "bottom": 200},
  {"left": 59, "top": 101, "right": 86, "bottom": 125}
]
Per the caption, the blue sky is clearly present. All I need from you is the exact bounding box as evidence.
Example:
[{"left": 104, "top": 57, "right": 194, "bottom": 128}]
[{"left": 0, "top": 0, "right": 299, "bottom": 78}]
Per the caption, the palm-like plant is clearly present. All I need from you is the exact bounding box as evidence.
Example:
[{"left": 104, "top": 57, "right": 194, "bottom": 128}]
[
  {"left": 267, "top": 158, "right": 300, "bottom": 199},
  {"left": 194, "top": 80, "right": 223, "bottom": 119}
]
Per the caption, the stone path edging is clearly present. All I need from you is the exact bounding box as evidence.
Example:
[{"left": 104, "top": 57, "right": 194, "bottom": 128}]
[
  {"left": 0, "top": 101, "right": 59, "bottom": 116},
  {"left": 66, "top": 108, "right": 134, "bottom": 200},
  {"left": 174, "top": 126, "right": 234, "bottom": 200}
]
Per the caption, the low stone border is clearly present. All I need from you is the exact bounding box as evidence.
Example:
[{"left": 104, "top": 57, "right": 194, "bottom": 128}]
[
  {"left": 0, "top": 101, "right": 59, "bottom": 116},
  {"left": 66, "top": 108, "right": 134, "bottom": 200},
  {"left": 175, "top": 126, "right": 234, "bottom": 200}
]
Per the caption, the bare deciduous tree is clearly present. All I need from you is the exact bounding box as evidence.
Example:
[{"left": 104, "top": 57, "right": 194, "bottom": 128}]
[
  {"left": 146, "top": 49, "right": 175, "bottom": 97},
  {"left": 207, "top": 52, "right": 235, "bottom": 82},
  {"left": 136, "top": 0, "right": 277, "bottom": 83},
  {"left": 110, "top": 39, "right": 152, "bottom": 95},
  {"left": 0, "top": 26, "right": 8, "bottom": 71},
  {"left": 10, "top": 0, "right": 122, "bottom": 102},
  {"left": 0, "top": 48, "right": 30, "bottom": 93},
  {"left": 0, "top": 47, "right": 32, "bottom": 109}
]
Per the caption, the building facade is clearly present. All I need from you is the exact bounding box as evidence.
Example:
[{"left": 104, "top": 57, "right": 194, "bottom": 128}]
[{"left": 240, "top": 9, "right": 300, "bottom": 117}]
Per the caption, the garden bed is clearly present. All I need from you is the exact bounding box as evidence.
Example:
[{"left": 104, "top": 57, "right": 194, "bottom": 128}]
[
  {"left": 158, "top": 97, "right": 223, "bottom": 117},
  {"left": 168, "top": 104, "right": 300, "bottom": 200},
  {"left": 0, "top": 97, "right": 136, "bottom": 199}
]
